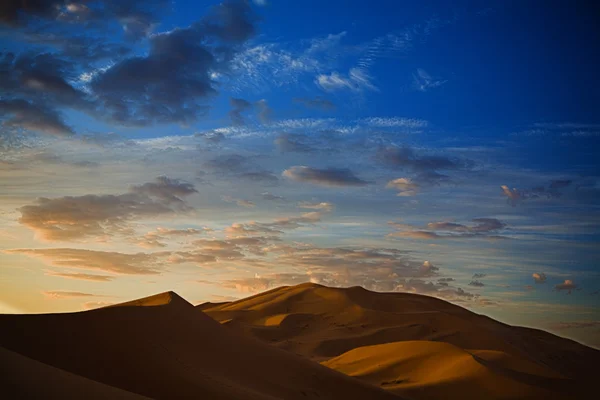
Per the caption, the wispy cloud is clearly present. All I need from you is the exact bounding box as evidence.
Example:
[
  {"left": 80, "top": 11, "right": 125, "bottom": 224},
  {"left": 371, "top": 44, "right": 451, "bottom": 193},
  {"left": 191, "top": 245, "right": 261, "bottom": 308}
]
[{"left": 412, "top": 68, "right": 447, "bottom": 92}]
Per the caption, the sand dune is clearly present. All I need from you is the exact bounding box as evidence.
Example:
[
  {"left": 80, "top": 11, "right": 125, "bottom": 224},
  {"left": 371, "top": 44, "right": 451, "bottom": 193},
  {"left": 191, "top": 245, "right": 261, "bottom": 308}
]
[
  {"left": 202, "top": 282, "right": 598, "bottom": 398},
  {"left": 0, "top": 291, "right": 398, "bottom": 400},
  {"left": 0, "top": 346, "right": 149, "bottom": 399},
  {"left": 323, "top": 341, "right": 574, "bottom": 400}
]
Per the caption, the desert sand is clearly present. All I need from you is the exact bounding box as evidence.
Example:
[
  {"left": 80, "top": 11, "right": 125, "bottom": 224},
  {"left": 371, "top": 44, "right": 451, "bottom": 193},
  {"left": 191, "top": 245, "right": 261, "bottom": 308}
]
[
  {"left": 201, "top": 282, "right": 597, "bottom": 399},
  {"left": 0, "top": 291, "right": 398, "bottom": 399}
]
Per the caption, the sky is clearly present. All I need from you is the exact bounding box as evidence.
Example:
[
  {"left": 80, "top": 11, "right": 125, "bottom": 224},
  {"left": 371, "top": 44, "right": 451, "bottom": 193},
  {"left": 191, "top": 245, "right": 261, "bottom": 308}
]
[{"left": 0, "top": 0, "right": 599, "bottom": 347}]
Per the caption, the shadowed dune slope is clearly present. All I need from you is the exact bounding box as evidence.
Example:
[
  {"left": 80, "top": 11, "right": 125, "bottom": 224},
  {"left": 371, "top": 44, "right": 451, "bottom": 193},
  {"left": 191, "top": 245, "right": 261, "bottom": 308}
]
[
  {"left": 0, "top": 291, "right": 398, "bottom": 400},
  {"left": 0, "top": 346, "right": 149, "bottom": 399},
  {"left": 201, "top": 283, "right": 598, "bottom": 397},
  {"left": 323, "top": 341, "right": 576, "bottom": 400}
]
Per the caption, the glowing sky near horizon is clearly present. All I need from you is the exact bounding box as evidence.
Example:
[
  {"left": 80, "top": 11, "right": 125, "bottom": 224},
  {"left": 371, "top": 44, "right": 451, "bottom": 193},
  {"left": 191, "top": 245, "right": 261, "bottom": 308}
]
[{"left": 0, "top": 0, "right": 599, "bottom": 348}]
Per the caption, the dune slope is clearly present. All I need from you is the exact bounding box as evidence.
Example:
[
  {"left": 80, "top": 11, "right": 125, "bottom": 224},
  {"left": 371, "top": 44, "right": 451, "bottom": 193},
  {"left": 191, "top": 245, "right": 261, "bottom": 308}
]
[
  {"left": 201, "top": 283, "right": 598, "bottom": 397},
  {"left": 323, "top": 340, "right": 576, "bottom": 400},
  {"left": 0, "top": 291, "right": 398, "bottom": 400},
  {"left": 0, "top": 346, "right": 149, "bottom": 399}
]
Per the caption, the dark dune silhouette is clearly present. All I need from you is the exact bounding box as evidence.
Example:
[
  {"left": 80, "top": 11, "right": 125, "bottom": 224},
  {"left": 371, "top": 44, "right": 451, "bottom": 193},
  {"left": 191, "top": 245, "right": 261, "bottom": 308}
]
[{"left": 0, "top": 291, "right": 398, "bottom": 399}]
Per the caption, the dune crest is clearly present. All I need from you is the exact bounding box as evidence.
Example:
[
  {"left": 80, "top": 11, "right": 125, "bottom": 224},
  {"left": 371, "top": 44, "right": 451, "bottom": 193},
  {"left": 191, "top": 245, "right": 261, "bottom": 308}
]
[
  {"left": 0, "top": 289, "right": 398, "bottom": 400},
  {"left": 202, "top": 283, "right": 598, "bottom": 399}
]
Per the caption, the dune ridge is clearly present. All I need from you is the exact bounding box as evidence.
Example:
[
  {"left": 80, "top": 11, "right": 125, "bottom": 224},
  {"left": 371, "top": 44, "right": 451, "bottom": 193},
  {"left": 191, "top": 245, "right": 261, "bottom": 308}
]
[
  {"left": 202, "top": 282, "right": 598, "bottom": 399},
  {"left": 0, "top": 290, "right": 398, "bottom": 400}
]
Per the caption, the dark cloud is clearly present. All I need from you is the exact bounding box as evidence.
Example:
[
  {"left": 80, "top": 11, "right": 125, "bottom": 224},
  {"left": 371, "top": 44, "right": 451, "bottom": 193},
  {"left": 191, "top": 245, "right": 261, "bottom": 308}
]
[
  {"left": 293, "top": 97, "right": 336, "bottom": 111},
  {"left": 427, "top": 219, "right": 506, "bottom": 233},
  {"left": 388, "top": 218, "right": 507, "bottom": 240},
  {"left": 0, "top": 0, "right": 66, "bottom": 25},
  {"left": 376, "top": 146, "right": 473, "bottom": 176},
  {"left": 468, "top": 280, "right": 485, "bottom": 287},
  {"left": 239, "top": 171, "right": 279, "bottom": 185},
  {"left": 438, "top": 277, "right": 455, "bottom": 282},
  {"left": 130, "top": 176, "right": 197, "bottom": 206},
  {"left": 255, "top": 99, "right": 272, "bottom": 123},
  {"left": 1, "top": 1, "right": 169, "bottom": 36},
  {"left": 261, "top": 192, "right": 286, "bottom": 201},
  {"left": 229, "top": 97, "right": 252, "bottom": 126},
  {"left": 0, "top": 99, "right": 73, "bottom": 136},
  {"left": 532, "top": 272, "right": 547, "bottom": 284},
  {"left": 3, "top": 1, "right": 258, "bottom": 131},
  {"left": 274, "top": 134, "right": 317, "bottom": 153},
  {"left": 18, "top": 176, "right": 197, "bottom": 240},
  {"left": 283, "top": 166, "right": 370, "bottom": 187},
  {"left": 203, "top": 154, "right": 279, "bottom": 185},
  {"left": 472, "top": 273, "right": 487, "bottom": 279},
  {"left": 554, "top": 279, "right": 578, "bottom": 294},
  {"left": 502, "top": 180, "right": 574, "bottom": 206}
]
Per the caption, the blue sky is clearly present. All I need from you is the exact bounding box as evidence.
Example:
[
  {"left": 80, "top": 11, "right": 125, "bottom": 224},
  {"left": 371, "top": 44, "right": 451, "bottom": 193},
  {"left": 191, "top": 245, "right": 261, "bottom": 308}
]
[{"left": 0, "top": 1, "right": 599, "bottom": 347}]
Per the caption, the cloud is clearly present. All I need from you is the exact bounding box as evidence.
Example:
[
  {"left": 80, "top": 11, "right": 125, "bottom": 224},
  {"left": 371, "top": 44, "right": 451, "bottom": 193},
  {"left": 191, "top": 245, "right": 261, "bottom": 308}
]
[
  {"left": 225, "top": 209, "right": 329, "bottom": 237},
  {"left": 316, "top": 68, "right": 378, "bottom": 92},
  {"left": 18, "top": 176, "right": 197, "bottom": 241},
  {"left": 44, "top": 271, "right": 116, "bottom": 282},
  {"left": 550, "top": 321, "right": 600, "bottom": 330},
  {"left": 388, "top": 230, "right": 443, "bottom": 240},
  {"left": 532, "top": 272, "right": 547, "bottom": 284},
  {"left": 501, "top": 180, "right": 574, "bottom": 206},
  {"left": 427, "top": 218, "right": 506, "bottom": 233},
  {"left": 554, "top": 279, "right": 578, "bottom": 294},
  {"left": 472, "top": 273, "right": 487, "bottom": 279},
  {"left": 388, "top": 218, "right": 506, "bottom": 240},
  {"left": 501, "top": 185, "right": 522, "bottom": 207},
  {"left": 136, "top": 227, "right": 209, "bottom": 248},
  {"left": 298, "top": 201, "right": 334, "bottom": 212},
  {"left": 261, "top": 192, "right": 286, "bottom": 201},
  {"left": 222, "top": 195, "right": 256, "bottom": 208},
  {"left": 293, "top": 97, "right": 336, "bottom": 111},
  {"left": 225, "top": 222, "right": 283, "bottom": 237},
  {"left": 416, "top": 261, "right": 439, "bottom": 277},
  {"left": 203, "top": 154, "right": 279, "bottom": 185},
  {"left": 361, "top": 117, "right": 428, "bottom": 129},
  {"left": 42, "top": 291, "right": 104, "bottom": 299},
  {"left": 0, "top": 99, "right": 74, "bottom": 136},
  {"left": 229, "top": 97, "right": 252, "bottom": 125},
  {"left": 283, "top": 166, "right": 370, "bottom": 187},
  {"left": 377, "top": 146, "right": 472, "bottom": 175},
  {"left": 468, "top": 280, "right": 485, "bottom": 287},
  {"left": 255, "top": 99, "right": 272, "bottom": 123},
  {"left": 274, "top": 134, "right": 317, "bottom": 153},
  {"left": 412, "top": 68, "right": 446, "bottom": 92},
  {"left": 88, "top": 0, "right": 257, "bottom": 126},
  {"left": 386, "top": 178, "right": 419, "bottom": 196},
  {"left": 6, "top": 248, "right": 165, "bottom": 275}
]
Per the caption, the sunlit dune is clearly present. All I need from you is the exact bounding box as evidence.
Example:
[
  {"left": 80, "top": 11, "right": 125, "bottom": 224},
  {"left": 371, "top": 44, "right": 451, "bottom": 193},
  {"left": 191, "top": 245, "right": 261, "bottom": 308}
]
[
  {"left": 202, "top": 282, "right": 598, "bottom": 399},
  {"left": 323, "top": 341, "right": 572, "bottom": 400},
  {"left": 0, "top": 291, "right": 397, "bottom": 399}
]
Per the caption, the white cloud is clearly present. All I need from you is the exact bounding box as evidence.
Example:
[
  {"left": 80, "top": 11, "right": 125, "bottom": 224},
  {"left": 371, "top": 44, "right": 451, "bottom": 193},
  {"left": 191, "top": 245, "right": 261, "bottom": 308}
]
[
  {"left": 412, "top": 68, "right": 447, "bottom": 92},
  {"left": 316, "top": 68, "right": 378, "bottom": 92}
]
